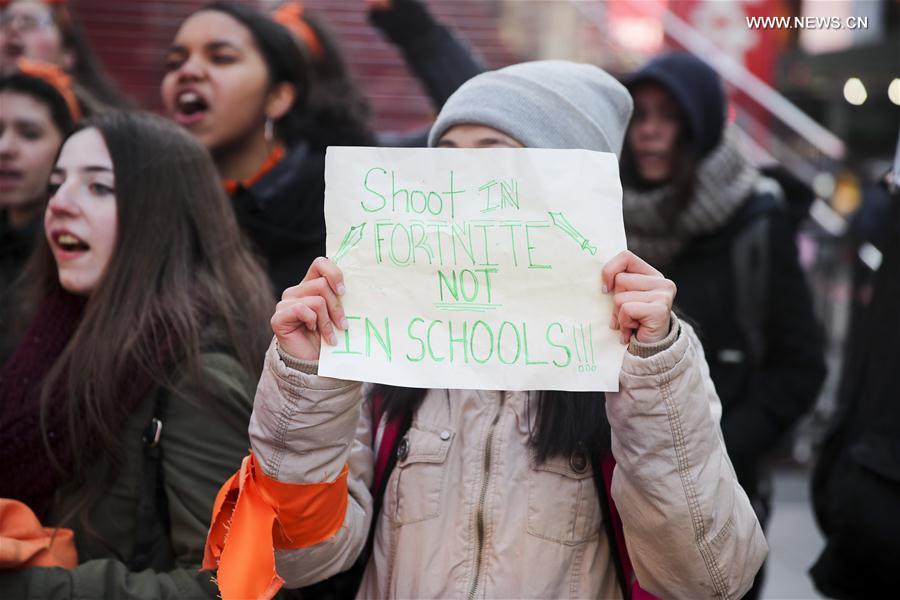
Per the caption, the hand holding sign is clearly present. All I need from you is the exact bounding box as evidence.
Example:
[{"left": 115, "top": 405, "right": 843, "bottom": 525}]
[
  {"left": 271, "top": 257, "right": 347, "bottom": 361},
  {"left": 602, "top": 250, "right": 676, "bottom": 345}
]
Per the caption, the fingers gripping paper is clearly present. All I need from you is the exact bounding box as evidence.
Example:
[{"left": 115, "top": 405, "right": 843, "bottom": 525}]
[{"left": 320, "top": 147, "right": 628, "bottom": 391}]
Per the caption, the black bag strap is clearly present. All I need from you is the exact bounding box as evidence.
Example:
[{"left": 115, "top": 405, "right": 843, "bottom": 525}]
[
  {"left": 731, "top": 214, "right": 770, "bottom": 367},
  {"left": 730, "top": 181, "right": 785, "bottom": 368}
]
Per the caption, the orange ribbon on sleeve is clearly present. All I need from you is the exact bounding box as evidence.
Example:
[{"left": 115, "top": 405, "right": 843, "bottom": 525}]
[{"left": 202, "top": 452, "right": 349, "bottom": 600}]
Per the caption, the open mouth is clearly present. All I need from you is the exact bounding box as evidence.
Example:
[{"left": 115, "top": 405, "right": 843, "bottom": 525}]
[
  {"left": 173, "top": 90, "right": 210, "bottom": 125},
  {"left": 1, "top": 40, "right": 24, "bottom": 60},
  {"left": 53, "top": 231, "right": 91, "bottom": 255},
  {"left": 0, "top": 168, "right": 24, "bottom": 187},
  {"left": 636, "top": 151, "right": 669, "bottom": 166}
]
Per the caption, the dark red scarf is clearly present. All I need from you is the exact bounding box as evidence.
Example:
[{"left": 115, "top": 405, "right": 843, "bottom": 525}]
[{"left": 0, "top": 289, "right": 160, "bottom": 518}]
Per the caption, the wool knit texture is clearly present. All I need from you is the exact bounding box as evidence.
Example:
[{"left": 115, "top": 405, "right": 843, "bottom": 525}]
[
  {"left": 428, "top": 60, "right": 634, "bottom": 156},
  {"left": 0, "top": 290, "right": 167, "bottom": 517},
  {"left": 622, "top": 130, "right": 760, "bottom": 269},
  {"left": 0, "top": 290, "right": 88, "bottom": 517}
]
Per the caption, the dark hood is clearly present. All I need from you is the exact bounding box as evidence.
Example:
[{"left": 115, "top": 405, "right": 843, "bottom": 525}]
[{"left": 624, "top": 52, "right": 726, "bottom": 159}]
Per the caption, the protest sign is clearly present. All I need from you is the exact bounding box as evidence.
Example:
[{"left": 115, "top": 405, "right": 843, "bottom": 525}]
[{"left": 319, "top": 146, "right": 628, "bottom": 391}]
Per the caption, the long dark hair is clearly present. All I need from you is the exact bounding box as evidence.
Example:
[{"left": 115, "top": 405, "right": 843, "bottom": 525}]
[
  {"left": 292, "top": 11, "right": 375, "bottom": 149},
  {"left": 375, "top": 386, "right": 610, "bottom": 462},
  {"left": 620, "top": 83, "right": 699, "bottom": 223},
  {"left": 207, "top": 2, "right": 375, "bottom": 150},
  {"left": 200, "top": 1, "right": 312, "bottom": 148},
  {"left": 0, "top": 72, "right": 76, "bottom": 135},
  {"left": 18, "top": 110, "right": 273, "bottom": 531},
  {"left": 621, "top": 135, "right": 699, "bottom": 223}
]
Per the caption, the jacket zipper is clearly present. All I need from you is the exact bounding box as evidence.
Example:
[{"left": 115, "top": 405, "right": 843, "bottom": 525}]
[{"left": 467, "top": 393, "right": 505, "bottom": 600}]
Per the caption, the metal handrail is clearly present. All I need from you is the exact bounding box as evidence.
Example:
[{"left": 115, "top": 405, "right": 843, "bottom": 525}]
[{"left": 570, "top": 0, "right": 846, "bottom": 161}]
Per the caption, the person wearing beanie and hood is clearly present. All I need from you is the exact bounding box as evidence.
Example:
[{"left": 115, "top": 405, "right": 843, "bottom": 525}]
[
  {"left": 204, "top": 60, "right": 767, "bottom": 600},
  {"left": 622, "top": 52, "right": 826, "bottom": 599}
]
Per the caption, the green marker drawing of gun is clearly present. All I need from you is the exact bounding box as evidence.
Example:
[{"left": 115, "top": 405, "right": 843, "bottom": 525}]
[
  {"left": 332, "top": 222, "right": 366, "bottom": 263},
  {"left": 549, "top": 211, "right": 597, "bottom": 255}
]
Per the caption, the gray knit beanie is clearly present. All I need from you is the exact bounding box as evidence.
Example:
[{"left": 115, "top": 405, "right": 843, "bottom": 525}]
[{"left": 428, "top": 60, "right": 634, "bottom": 156}]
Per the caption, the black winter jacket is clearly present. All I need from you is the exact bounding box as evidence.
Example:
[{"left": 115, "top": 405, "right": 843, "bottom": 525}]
[
  {"left": 810, "top": 192, "right": 900, "bottom": 598},
  {"left": 0, "top": 213, "right": 39, "bottom": 363},
  {"left": 233, "top": 1, "right": 482, "bottom": 295},
  {"left": 666, "top": 187, "right": 827, "bottom": 500},
  {"left": 230, "top": 143, "right": 326, "bottom": 296}
]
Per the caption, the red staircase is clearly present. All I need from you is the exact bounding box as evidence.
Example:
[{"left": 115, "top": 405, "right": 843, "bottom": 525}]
[{"left": 71, "top": 0, "right": 519, "bottom": 133}]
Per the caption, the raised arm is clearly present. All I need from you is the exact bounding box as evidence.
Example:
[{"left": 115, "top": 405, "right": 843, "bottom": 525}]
[
  {"left": 602, "top": 250, "right": 767, "bottom": 599},
  {"left": 252, "top": 344, "right": 374, "bottom": 588},
  {"left": 369, "top": 0, "right": 485, "bottom": 110},
  {"left": 203, "top": 258, "right": 375, "bottom": 596}
]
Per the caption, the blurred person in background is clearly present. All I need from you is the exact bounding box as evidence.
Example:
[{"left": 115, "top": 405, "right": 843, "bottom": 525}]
[
  {"left": 620, "top": 52, "right": 827, "bottom": 600},
  {"left": 162, "top": 1, "right": 329, "bottom": 296},
  {"left": 810, "top": 142, "right": 900, "bottom": 598},
  {"left": 0, "top": 59, "right": 79, "bottom": 362},
  {"left": 844, "top": 160, "right": 895, "bottom": 316},
  {"left": 162, "top": 1, "right": 481, "bottom": 296},
  {"left": 0, "top": 0, "right": 128, "bottom": 108},
  {"left": 0, "top": 111, "right": 272, "bottom": 598}
]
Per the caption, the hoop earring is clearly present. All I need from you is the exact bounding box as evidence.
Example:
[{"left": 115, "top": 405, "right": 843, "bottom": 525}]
[{"left": 264, "top": 118, "right": 274, "bottom": 145}]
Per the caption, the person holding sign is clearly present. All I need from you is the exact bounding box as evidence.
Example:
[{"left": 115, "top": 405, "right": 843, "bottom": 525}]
[{"left": 204, "top": 61, "right": 767, "bottom": 600}]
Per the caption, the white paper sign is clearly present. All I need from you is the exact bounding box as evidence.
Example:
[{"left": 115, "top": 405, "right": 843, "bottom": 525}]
[{"left": 319, "top": 147, "right": 628, "bottom": 391}]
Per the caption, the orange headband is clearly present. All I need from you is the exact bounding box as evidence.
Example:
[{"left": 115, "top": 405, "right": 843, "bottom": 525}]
[
  {"left": 15, "top": 58, "right": 82, "bottom": 121},
  {"left": 271, "top": 2, "right": 323, "bottom": 60}
]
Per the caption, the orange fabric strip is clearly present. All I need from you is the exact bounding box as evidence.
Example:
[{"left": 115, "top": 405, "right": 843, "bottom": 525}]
[
  {"left": 16, "top": 59, "right": 82, "bottom": 121},
  {"left": 222, "top": 145, "right": 286, "bottom": 196},
  {"left": 272, "top": 2, "right": 324, "bottom": 59},
  {"left": 258, "top": 460, "right": 350, "bottom": 550},
  {"left": 0, "top": 499, "right": 77, "bottom": 569},
  {"left": 202, "top": 453, "right": 349, "bottom": 600}
]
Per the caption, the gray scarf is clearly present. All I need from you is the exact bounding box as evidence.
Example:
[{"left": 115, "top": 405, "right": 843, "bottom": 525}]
[{"left": 622, "top": 132, "right": 759, "bottom": 269}]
